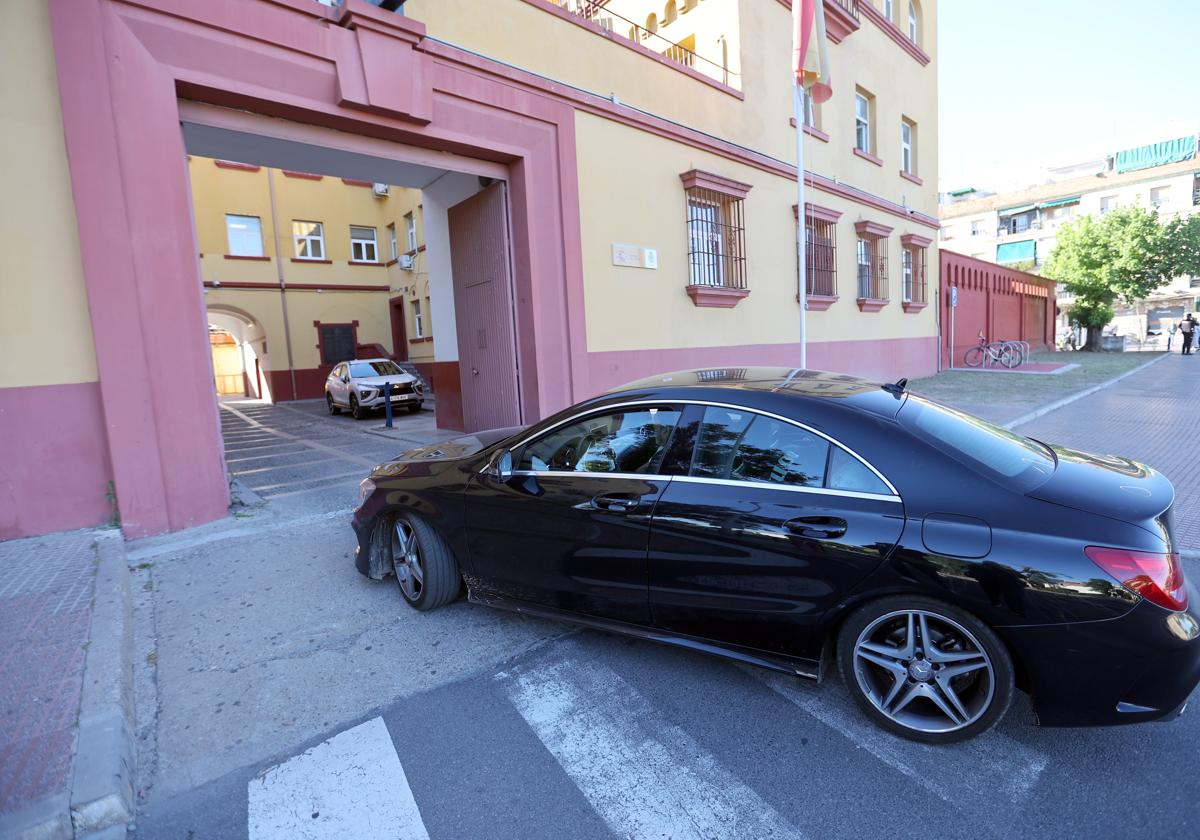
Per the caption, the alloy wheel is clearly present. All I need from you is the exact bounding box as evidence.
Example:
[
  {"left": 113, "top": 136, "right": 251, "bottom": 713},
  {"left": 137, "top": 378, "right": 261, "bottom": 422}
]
[
  {"left": 852, "top": 609, "right": 995, "bottom": 734},
  {"left": 391, "top": 519, "right": 425, "bottom": 601}
]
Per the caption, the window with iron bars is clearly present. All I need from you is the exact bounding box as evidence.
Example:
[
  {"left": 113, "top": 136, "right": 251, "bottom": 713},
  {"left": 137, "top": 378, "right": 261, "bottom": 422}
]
[
  {"left": 802, "top": 216, "right": 837, "bottom": 297},
  {"left": 856, "top": 236, "right": 888, "bottom": 300},
  {"left": 901, "top": 245, "right": 926, "bottom": 303},
  {"left": 686, "top": 188, "right": 747, "bottom": 289}
]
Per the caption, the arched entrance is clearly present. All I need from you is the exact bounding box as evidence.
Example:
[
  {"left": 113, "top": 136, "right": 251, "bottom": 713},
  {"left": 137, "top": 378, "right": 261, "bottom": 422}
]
[
  {"left": 50, "top": 0, "right": 588, "bottom": 537},
  {"left": 206, "top": 305, "right": 270, "bottom": 401}
]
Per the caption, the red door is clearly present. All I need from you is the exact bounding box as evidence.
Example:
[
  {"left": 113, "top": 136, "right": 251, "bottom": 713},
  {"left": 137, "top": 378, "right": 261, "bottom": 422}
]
[{"left": 448, "top": 183, "right": 522, "bottom": 432}]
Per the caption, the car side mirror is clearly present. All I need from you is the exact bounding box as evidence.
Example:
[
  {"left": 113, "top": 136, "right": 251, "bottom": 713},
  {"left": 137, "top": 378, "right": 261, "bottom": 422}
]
[
  {"left": 342, "top": 375, "right": 350, "bottom": 383},
  {"left": 483, "top": 448, "right": 513, "bottom": 482}
]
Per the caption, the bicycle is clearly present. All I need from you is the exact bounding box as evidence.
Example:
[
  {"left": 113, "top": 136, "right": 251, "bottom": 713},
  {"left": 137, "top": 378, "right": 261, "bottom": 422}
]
[{"left": 963, "top": 334, "right": 1020, "bottom": 368}]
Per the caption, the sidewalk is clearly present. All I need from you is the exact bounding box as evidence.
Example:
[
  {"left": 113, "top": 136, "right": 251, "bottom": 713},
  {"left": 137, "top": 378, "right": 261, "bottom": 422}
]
[
  {"left": 1011, "top": 352, "right": 1200, "bottom": 550},
  {"left": 0, "top": 530, "right": 97, "bottom": 837}
]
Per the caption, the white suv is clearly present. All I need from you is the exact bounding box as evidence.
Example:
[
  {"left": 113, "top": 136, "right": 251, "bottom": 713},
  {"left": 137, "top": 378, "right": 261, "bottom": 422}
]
[{"left": 325, "top": 358, "right": 424, "bottom": 420}]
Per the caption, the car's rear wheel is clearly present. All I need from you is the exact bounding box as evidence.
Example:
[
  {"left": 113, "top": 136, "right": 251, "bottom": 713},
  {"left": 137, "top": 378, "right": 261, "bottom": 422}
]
[
  {"left": 350, "top": 395, "right": 366, "bottom": 420},
  {"left": 390, "top": 513, "right": 460, "bottom": 611},
  {"left": 836, "top": 596, "right": 1014, "bottom": 743},
  {"left": 326, "top": 393, "right": 340, "bottom": 415}
]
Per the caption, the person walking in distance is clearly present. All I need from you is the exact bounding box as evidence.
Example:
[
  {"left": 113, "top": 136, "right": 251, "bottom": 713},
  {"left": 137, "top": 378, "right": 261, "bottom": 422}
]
[{"left": 1181, "top": 314, "right": 1197, "bottom": 356}]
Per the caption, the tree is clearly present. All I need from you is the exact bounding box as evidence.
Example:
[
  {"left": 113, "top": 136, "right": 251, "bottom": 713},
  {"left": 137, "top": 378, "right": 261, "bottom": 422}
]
[{"left": 1043, "top": 206, "right": 1179, "bottom": 350}]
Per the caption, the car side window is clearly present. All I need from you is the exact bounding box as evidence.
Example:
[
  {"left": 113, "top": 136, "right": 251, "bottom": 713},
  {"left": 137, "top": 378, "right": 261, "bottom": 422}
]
[
  {"left": 519, "top": 407, "right": 682, "bottom": 474},
  {"left": 827, "top": 447, "right": 891, "bottom": 495},
  {"left": 689, "top": 407, "right": 752, "bottom": 479},
  {"left": 332, "top": 364, "right": 344, "bottom": 379}
]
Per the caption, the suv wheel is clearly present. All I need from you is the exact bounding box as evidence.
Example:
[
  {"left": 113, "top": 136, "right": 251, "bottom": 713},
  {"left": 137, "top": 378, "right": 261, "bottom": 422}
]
[
  {"left": 326, "top": 393, "right": 340, "bottom": 415},
  {"left": 350, "top": 395, "right": 367, "bottom": 421}
]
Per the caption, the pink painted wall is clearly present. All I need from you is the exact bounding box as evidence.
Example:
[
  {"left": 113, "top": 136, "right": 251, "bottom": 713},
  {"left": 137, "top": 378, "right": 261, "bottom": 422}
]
[
  {"left": 587, "top": 336, "right": 938, "bottom": 394},
  {"left": 0, "top": 383, "right": 113, "bottom": 540}
]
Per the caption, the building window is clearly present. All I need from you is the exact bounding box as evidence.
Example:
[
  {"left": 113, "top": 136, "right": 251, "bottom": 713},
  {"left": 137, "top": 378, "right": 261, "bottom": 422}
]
[
  {"left": 225, "top": 214, "right": 263, "bottom": 257},
  {"left": 318, "top": 322, "right": 356, "bottom": 365},
  {"left": 900, "top": 235, "right": 930, "bottom": 305},
  {"left": 970, "top": 220, "right": 984, "bottom": 236},
  {"left": 405, "top": 212, "right": 417, "bottom": 252},
  {"left": 664, "top": 0, "right": 678, "bottom": 24},
  {"left": 292, "top": 220, "right": 325, "bottom": 260},
  {"left": 411, "top": 299, "right": 424, "bottom": 338},
  {"left": 680, "top": 170, "right": 750, "bottom": 291},
  {"left": 855, "top": 221, "right": 892, "bottom": 304},
  {"left": 350, "top": 226, "right": 378, "bottom": 263},
  {"left": 1150, "top": 186, "right": 1170, "bottom": 209},
  {"left": 907, "top": 1, "right": 919, "bottom": 43},
  {"left": 800, "top": 89, "right": 816, "bottom": 128},
  {"left": 1193, "top": 174, "right": 1200, "bottom": 206},
  {"left": 1100, "top": 195, "right": 1117, "bottom": 214},
  {"left": 800, "top": 205, "right": 841, "bottom": 301},
  {"left": 855, "top": 90, "right": 874, "bottom": 154},
  {"left": 388, "top": 224, "right": 398, "bottom": 261},
  {"left": 900, "top": 119, "right": 916, "bottom": 174},
  {"left": 645, "top": 13, "right": 658, "bottom": 33},
  {"left": 883, "top": 0, "right": 894, "bottom": 21}
]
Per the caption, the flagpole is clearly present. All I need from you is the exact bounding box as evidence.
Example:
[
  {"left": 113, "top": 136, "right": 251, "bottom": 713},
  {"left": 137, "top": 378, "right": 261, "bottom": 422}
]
[{"left": 794, "top": 80, "right": 807, "bottom": 370}]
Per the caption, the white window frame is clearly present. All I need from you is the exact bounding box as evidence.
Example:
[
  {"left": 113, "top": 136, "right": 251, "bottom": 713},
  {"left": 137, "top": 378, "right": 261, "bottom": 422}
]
[
  {"left": 857, "top": 237, "right": 871, "bottom": 298},
  {"left": 884, "top": 0, "right": 894, "bottom": 21},
  {"left": 1150, "top": 186, "right": 1170, "bottom": 209},
  {"left": 405, "top": 212, "right": 417, "bottom": 252},
  {"left": 907, "top": 2, "right": 918, "bottom": 42},
  {"left": 902, "top": 248, "right": 914, "bottom": 302},
  {"left": 350, "top": 225, "right": 378, "bottom": 263},
  {"left": 687, "top": 199, "right": 725, "bottom": 287},
  {"left": 1100, "top": 195, "right": 1116, "bottom": 214},
  {"left": 900, "top": 120, "right": 914, "bottom": 174},
  {"left": 412, "top": 298, "right": 424, "bottom": 338},
  {"left": 800, "top": 89, "right": 816, "bottom": 128},
  {"left": 970, "top": 220, "right": 984, "bottom": 236},
  {"left": 225, "top": 214, "right": 264, "bottom": 257},
  {"left": 292, "top": 220, "right": 325, "bottom": 260},
  {"left": 855, "top": 93, "right": 871, "bottom": 154},
  {"left": 388, "top": 223, "right": 398, "bottom": 261}
]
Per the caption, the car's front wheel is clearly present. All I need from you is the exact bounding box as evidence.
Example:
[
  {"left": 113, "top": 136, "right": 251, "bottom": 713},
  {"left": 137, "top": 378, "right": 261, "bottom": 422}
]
[
  {"left": 350, "top": 395, "right": 367, "bottom": 420},
  {"left": 836, "top": 596, "right": 1014, "bottom": 743},
  {"left": 326, "top": 393, "right": 340, "bottom": 415},
  {"left": 389, "top": 513, "right": 460, "bottom": 611}
]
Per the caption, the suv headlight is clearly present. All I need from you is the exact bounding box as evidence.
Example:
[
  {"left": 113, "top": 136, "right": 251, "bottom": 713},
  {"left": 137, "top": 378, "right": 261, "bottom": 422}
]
[
  {"left": 358, "top": 477, "right": 376, "bottom": 504},
  {"left": 359, "top": 388, "right": 376, "bottom": 399}
]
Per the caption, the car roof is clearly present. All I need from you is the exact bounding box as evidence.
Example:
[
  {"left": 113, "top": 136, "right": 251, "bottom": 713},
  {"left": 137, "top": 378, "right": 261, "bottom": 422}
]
[{"left": 608, "top": 367, "right": 904, "bottom": 418}]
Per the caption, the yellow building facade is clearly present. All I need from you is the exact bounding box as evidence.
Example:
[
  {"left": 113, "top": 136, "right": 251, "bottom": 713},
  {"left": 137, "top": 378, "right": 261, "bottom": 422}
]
[{"left": 3, "top": 0, "right": 939, "bottom": 538}]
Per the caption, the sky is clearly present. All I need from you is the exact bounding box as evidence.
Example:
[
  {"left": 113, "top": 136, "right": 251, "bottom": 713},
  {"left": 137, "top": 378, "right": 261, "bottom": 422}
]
[{"left": 937, "top": 0, "right": 1200, "bottom": 193}]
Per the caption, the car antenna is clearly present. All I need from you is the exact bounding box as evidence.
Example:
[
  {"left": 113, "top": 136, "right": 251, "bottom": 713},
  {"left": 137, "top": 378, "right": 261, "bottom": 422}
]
[{"left": 882, "top": 377, "right": 908, "bottom": 396}]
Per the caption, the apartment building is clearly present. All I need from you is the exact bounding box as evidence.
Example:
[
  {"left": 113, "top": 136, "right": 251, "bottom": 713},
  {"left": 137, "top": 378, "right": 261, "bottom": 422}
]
[{"left": 3, "top": 0, "right": 939, "bottom": 539}]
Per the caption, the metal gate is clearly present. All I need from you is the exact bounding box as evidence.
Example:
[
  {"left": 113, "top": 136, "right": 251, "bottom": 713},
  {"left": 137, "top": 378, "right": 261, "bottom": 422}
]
[{"left": 448, "top": 182, "right": 522, "bottom": 432}]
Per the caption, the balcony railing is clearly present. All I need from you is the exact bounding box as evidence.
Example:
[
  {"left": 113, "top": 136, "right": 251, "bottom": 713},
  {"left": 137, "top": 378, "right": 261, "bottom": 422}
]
[{"left": 829, "top": 0, "right": 860, "bottom": 20}]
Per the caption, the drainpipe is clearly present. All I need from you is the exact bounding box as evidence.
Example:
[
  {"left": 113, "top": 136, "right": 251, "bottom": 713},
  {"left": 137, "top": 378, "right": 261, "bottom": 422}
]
[{"left": 266, "top": 167, "right": 299, "bottom": 401}]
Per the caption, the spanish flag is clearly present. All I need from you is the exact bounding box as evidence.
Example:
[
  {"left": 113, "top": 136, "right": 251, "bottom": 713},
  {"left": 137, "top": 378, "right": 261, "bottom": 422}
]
[{"left": 793, "top": 0, "right": 832, "bottom": 104}]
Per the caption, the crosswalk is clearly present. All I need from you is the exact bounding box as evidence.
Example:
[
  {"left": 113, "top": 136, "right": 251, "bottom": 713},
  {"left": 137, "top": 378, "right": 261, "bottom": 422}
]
[{"left": 214, "top": 640, "right": 1052, "bottom": 840}]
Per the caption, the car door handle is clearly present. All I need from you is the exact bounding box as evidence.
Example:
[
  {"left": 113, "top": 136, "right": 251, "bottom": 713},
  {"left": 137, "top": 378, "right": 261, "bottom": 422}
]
[
  {"left": 785, "top": 516, "right": 847, "bottom": 539},
  {"left": 592, "top": 494, "right": 640, "bottom": 514}
]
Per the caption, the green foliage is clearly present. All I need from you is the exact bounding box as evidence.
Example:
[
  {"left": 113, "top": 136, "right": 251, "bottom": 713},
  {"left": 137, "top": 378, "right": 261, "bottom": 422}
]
[{"left": 1044, "top": 207, "right": 1189, "bottom": 344}]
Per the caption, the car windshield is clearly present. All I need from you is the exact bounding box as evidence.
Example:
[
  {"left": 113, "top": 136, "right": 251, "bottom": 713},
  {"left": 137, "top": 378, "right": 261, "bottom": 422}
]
[
  {"left": 349, "top": 361, "right": 402, "bottom": 378},
  {"left": 899, "top": 396, "right": 1056, "bottom": 493}
]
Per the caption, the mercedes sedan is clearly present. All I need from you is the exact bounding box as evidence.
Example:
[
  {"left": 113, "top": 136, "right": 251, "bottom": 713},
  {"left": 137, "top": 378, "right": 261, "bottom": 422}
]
[{"left": 350, "top": 368, "right": 1200, "bottom": 743}]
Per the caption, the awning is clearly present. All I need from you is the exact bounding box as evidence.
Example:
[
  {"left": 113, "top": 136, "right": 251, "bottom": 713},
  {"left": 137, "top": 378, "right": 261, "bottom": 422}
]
[
  {"left": 1038, "top": 195, "right": 1081, "bottom": 209},
  {"left": 997, "top": 239, "right": 1036, "bottom": 264},
  {"left": 1114, "top": 136, "right": 1196, "bottom": 173},
  {"left": 998, "top": 203, "right": 1036, "bottom": 216},
  {"left": 948, "top": 187, "right": 976, "bottom": 197}
]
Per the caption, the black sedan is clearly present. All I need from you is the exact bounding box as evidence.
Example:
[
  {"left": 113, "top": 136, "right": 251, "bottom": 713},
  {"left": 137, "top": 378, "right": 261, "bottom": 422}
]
[{"left": 351, "top": 368, "right": 1200, "bottom": 743}]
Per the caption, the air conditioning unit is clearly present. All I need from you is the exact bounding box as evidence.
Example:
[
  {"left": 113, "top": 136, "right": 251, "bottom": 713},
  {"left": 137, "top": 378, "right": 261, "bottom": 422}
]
[
  {"left": 398, "top": 254, "right": 415, "bottom": 271},
  {"left": 372, "top": 183, "right": 390, "bottom": 197}
]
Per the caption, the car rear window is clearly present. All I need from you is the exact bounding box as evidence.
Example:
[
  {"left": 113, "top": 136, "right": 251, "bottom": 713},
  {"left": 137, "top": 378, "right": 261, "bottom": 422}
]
[{"left": 899, "top": 396, "right": 1056, "bottom": 493}]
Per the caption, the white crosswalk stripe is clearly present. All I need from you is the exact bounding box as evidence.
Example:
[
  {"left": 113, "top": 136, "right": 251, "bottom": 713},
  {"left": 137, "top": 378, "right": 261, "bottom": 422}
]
[
  {"left": 247, "top": 716, "right": 430, "bottom": 840},
  {"left": 752, "top": 669, "right": 1048, "bottom": 805},
  {"left": 501, "top": 659, "right": 806, "bottom": 840}
]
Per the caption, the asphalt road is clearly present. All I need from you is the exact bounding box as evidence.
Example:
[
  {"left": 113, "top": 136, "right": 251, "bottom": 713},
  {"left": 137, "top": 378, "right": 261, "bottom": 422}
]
[{"left": 126, "top": 381, "right": 1200, "bottom": 840}]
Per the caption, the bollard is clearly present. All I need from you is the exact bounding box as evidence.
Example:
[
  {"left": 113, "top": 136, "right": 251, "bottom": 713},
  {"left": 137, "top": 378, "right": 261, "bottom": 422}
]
[{"left": 384, "top": 381, "right": 393, "bottom": 428}]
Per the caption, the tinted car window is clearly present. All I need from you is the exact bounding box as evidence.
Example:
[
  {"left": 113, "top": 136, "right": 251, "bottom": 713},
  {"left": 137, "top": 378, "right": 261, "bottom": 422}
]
[
  {"left": 690, "top": 407, "right": 753, "bottom": 479},
  {"left": 828, "top": 447, "right": 891, "bottom": 495},
  {"left": 730, "top": 416, "right": 828, "bottom": 487},
  {"left": 350, "top": 361, "right": 402, "bottom": 377},
  {"left": 900, "top": 396, "right": 1055, "bottom": 492},
  {"left": 520, "top": 408, "right": 681, "bottom": 474}
]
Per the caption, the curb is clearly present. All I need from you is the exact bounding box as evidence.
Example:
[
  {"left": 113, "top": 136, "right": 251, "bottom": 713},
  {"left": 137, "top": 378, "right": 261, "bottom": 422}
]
[
  {"left": 1001, "top": 353, "right": 1169, "bottom": 430},
  {"left": 69, "top": 530, "right": 135, "bottom": 836}
]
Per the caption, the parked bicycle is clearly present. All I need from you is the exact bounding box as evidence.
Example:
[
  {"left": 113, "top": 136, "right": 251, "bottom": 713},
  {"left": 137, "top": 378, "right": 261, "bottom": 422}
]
[{"left": 963, "top": 333, "right": 1025, "bottom": 368}]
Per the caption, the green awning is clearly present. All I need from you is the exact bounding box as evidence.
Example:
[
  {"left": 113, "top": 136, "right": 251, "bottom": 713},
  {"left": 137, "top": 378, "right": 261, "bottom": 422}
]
[
  {"left": 997, "top": 239, "right": 1036, "bottom": 264},
  {"left": 1114, "top": 136, "right": 1196, "bottom": 173},
  {"left": 948, "top": 187, "right": 976, "bottom": 196},
  {"left": 1038, "top": 195, "right": 1081, "bottom": 209},
  {"left": 998, "top": 203, "right": 1036, "bottom": 216}
]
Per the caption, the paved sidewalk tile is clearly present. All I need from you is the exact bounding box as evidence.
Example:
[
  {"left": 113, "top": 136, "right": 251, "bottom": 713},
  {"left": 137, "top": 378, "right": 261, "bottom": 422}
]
[
  {"left": 0, "top": 529, "right": 98, "bottom": 818},
  {"left": 1014, "top": 354, "right": 1200, "bottom": 549}
]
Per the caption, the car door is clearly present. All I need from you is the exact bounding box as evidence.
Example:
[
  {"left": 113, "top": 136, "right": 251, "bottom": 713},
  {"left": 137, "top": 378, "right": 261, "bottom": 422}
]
[
  {"left": 328, "top": 364, "right": 344, "bottom": 403},
  {"left": 464, "top": 404, "right": 683, "bottom": 626},
  {"left": 647, "top": 404, "right": 905, "bottom": 658}
]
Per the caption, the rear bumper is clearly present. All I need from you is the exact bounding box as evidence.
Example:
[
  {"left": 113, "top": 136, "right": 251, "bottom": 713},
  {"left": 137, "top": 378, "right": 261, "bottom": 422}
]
[{"left": 999, "top": 594, "right": 1200, "bottom": 726}]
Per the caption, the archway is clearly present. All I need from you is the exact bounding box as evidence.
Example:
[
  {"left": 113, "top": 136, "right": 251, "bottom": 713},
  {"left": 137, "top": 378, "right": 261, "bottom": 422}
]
[{"left": 206, "top": 305, "right": 270, "bottom": 401}]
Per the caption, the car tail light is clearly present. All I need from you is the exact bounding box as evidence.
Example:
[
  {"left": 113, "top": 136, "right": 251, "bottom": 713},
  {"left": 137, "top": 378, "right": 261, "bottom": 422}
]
[{"left": 1085, "top": 546, "right": 1188, "bottom": 611}]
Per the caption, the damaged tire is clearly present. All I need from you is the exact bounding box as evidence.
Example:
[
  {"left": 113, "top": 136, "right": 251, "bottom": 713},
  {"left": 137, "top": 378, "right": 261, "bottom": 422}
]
[{"left": 389, "top": 513, "right": 460, "bottom": 611}]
